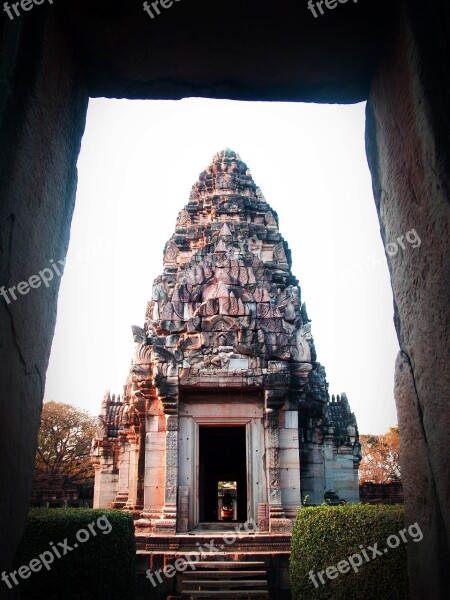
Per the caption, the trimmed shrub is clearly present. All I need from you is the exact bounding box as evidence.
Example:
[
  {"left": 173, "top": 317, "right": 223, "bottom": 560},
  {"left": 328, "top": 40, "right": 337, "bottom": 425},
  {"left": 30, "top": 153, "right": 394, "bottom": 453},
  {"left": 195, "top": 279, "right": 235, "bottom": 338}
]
[
  {"left": 11, "top": 508, "right": 135, "bottom": 600},
  {"left": 290, "top": 504, "right": 413, "bottom": 600}
]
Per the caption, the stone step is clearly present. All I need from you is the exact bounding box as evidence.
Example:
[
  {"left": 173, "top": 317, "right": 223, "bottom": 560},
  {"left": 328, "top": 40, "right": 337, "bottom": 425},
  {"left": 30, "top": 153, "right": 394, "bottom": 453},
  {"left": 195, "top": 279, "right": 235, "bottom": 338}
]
[
  {"left": 184, "top": 561, "right": 266, "bottom": 570},
  {"left": 193, "top": 522, "right": 249, "bottom": 532},
  {"left": 184, "top": 580, "right": 268, "bottom": 589},
  {"left": 179, "top": 554, "right": 270, "bottom": 598},
  {"left": 183, "top": 570, "right": 266, "bottom": 579},
  {"left": 181, "top": 591, "right": 270, "bottom": 598}
]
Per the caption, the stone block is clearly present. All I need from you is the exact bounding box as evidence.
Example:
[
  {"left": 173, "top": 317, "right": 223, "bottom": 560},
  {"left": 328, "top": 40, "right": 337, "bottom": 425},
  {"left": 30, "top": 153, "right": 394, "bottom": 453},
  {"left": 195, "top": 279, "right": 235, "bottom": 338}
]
[
  {"left": 228, "top": 358, "right": 249, "bottom": 370},
  {"left": 284, "top": 410, "right": 298, "bottom": 429}
]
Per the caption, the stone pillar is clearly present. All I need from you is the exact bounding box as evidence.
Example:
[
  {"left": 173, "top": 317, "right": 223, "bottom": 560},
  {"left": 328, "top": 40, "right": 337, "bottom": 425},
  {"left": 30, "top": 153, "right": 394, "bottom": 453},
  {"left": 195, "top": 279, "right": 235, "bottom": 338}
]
[
  {"left": 266, "top": 413, "right": 282, "bottom": 513},
  {"left": 92, "top": 466, "right": 102, "bottom": 509},
  {"left": 353, "top": 454, "right": 360, "bottom": 503},
  {"left": 249, "top": 417, "right": 268, "bottom": 525},
  {"left": 366, "top": 4, "right": 450, "bottom": 595},
  {"left": 144, "top": 417, "right": 166, "bottom": 512},
  {"left": 111, "top": 439, "right": 130, "bottom": 508},
  {"left": 265, "top": 413, "right": 291, "bottom": 533},
  {"left": 279, "top": 410, "right": 302, "bottom": 518},
  {"left": 264, "top": 374, "right": 293, "bottom": 533},
  {"left": 334, "top": 446, "right": 357, "bottom": 503},
  {"left": 300, "top": 443, "right": 325, "bottom": 507},
  {"left": 136, "top": 415, "right": 166, "bottom": 533},
  {"left": 323, "top": 426, "right": 335, "bottom": 495},
  {"left": 154, "top": 414, "right": 178, "bottom": 535},
  {"left": 0, "top": 10, "right": 88, "bottom": 575},
  {"left": 124, "top": 427, "right": 143, "bottom": 517},
  {"left": 91, "top": 444, "right": 118, "bottom": 509}
]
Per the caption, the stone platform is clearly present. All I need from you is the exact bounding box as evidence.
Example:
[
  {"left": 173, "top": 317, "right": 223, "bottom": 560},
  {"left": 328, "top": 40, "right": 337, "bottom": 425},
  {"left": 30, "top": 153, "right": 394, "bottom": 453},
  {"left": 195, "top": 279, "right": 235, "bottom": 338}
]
[{"left": 135, "top": 531, "right": 291, "bottom": 600}]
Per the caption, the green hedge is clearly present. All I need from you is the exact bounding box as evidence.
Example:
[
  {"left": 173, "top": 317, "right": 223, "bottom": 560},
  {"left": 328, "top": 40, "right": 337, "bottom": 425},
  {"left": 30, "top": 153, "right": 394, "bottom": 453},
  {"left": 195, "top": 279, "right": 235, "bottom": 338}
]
[
  {"left": 10, "top": 509, "right": 135, "bottom": 600},
  {"left": 290, "top": 504, "right": 413, "bottom": 600}
]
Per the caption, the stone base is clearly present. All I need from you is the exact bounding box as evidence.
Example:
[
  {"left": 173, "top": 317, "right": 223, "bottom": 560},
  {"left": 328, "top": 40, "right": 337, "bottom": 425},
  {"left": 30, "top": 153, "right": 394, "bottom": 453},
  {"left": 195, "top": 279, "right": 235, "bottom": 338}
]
[
  {"left": 270, "top": 518, "right": 293, "bottom": 534},
  {"left": 153, "top": 518, "right": 177, "bottom": 536},
  {"left": 123, "top": 505, "right": 144, "bottom": 520},
  {"left": 283, "top": 506, "right": 301, "bottom": 520},
  {"left": 110, "top": 491, "right": 129, "bottom": 509},
  {"left": 135, "top": 518, "right": 153, "bottom": 534}
]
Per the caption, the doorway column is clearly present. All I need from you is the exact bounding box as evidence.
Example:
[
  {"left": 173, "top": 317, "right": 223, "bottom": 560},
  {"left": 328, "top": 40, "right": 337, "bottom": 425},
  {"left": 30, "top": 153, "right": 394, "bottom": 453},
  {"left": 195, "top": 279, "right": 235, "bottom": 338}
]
[
  {"left": 266, "top": 413, "right": 283, "bottom": 517},
  {"left": 266, "top": 412, "right": 293, "bottom": 533},
  {"left": 265, "top": 377, "right": 294, "bottom": 533},
  {"left": 154, "top": 414, "right": 178, "bottom": 534},
  {"left": 123, "top": 424, "right": 144, "bottom": 517}
]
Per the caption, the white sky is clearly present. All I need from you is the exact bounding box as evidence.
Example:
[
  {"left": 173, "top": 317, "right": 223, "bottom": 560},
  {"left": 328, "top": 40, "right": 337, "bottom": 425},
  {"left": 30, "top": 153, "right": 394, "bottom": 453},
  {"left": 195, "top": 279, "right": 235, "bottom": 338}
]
[{"left": 43, "top": 98, "right": 400, "bottom": 434}]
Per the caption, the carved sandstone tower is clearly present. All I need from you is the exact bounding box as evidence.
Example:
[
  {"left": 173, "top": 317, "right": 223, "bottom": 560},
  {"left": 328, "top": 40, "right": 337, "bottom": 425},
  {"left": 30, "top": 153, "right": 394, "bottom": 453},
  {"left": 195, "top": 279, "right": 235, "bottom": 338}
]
[{"left": 91, "top": 149, "right": 361, "bottom": 535}]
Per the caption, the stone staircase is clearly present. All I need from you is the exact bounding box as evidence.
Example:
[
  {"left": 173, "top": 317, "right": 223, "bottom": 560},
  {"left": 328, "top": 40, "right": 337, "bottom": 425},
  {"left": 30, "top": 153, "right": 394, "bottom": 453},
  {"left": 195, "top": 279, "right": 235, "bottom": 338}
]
[{"left": 179, "top": 558, "right": 270, "bottom": 599}]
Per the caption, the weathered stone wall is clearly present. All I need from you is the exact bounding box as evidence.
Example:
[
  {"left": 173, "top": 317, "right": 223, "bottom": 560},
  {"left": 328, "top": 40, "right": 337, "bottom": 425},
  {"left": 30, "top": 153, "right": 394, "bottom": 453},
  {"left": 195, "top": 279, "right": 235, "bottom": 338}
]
[
  {"left": 365, "top": 2, "right": 450, "bottom": 597},
  {"left": 299, "top": 441, "right": 324, "bottom": 506},
  {"left": 359, "top": 481, "right": 404, "bottom": 505},
  {"left": 0, "top": 10, "right": 88, "bottom": 575}
]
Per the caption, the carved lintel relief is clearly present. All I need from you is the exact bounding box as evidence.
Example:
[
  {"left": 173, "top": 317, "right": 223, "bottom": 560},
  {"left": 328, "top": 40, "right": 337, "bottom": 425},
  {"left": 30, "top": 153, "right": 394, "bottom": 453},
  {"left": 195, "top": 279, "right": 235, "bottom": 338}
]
[{"left": 164, "top": 241, "right": 180, "bottom": 267}]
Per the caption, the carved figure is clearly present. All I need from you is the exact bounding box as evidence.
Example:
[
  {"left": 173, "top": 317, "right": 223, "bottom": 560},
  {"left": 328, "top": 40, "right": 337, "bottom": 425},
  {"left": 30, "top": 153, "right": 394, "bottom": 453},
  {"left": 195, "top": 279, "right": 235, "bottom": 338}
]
[
  {"left": 152, "top": 281, "right": 168, "bottom": 304},
  {"left": 132, "top": 325, "right": 146, "bottom": 344},
  {"left": 265, "top": 210, "right": 277, "bottom": 227},
  {"left": 292, "top": 323, "right": 312, "bottom": 362},
  {"left": 96, "top": 416, "right": 108, "bottom": 439}
]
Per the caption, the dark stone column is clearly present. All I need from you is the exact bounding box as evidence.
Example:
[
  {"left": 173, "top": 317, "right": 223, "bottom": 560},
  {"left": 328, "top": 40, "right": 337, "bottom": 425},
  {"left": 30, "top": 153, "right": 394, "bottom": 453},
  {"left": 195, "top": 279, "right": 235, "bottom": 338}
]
[
  {"left": 0, "top": 10, "right": 88, "bottom": 573},
  {"left": 366, "top": 2, "right": 450, "bottom": 597}
]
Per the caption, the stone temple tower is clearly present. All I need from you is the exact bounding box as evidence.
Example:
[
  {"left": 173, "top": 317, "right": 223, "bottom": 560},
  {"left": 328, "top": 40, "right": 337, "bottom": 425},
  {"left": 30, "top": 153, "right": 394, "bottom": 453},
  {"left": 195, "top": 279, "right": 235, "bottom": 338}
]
[{"left": 91, "top": 149, "right": 361, "bottom": 536}]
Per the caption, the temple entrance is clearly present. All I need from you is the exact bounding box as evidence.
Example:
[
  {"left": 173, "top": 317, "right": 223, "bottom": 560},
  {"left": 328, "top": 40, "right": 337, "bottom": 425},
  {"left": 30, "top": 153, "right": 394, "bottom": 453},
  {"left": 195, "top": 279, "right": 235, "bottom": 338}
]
[
  {"left": 199, "top": 426, "right": 247, "bottom": 523},
  {"left": 178, "top": 394, "right": 267, "bottom": 532}
]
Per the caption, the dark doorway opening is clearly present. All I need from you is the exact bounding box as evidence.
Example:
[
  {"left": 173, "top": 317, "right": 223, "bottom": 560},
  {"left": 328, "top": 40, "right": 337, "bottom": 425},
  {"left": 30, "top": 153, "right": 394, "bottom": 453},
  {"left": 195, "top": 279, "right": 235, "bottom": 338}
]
[{"left": 199, "top": 426, "right": 247, "bottom": 522}]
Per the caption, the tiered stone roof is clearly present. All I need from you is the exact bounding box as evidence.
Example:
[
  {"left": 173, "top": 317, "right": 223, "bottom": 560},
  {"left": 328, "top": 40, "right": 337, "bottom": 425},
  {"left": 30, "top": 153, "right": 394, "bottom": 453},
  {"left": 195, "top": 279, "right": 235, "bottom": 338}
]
[{"left": 145, "top": 149, "right": 308, "bottom": 368}]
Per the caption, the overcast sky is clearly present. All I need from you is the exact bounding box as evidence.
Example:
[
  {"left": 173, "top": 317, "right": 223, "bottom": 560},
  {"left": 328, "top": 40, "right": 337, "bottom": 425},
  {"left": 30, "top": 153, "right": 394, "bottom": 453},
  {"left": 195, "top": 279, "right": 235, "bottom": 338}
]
[{"left": 43, "top": 98, "right": 400, "bottom": 434}]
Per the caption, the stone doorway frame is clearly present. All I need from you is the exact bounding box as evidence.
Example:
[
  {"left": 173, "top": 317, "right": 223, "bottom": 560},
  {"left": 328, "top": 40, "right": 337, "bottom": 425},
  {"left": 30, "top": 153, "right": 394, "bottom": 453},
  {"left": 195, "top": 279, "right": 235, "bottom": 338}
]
[
  {"left": 178, "top": 415, "right": 266, "bottom": 533},
  {"left": 198, "top": 423, "right": 249, "bottom": 527},
  {"left": 0, "top": 2, "right": 448, "bottom": 597}
]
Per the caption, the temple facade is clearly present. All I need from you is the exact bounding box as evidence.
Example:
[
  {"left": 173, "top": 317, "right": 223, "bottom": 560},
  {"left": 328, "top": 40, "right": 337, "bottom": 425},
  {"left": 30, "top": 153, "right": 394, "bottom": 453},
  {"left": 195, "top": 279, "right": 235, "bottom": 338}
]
[{"left": 91, "top": 149, "right": 361, "bottom": 535}]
